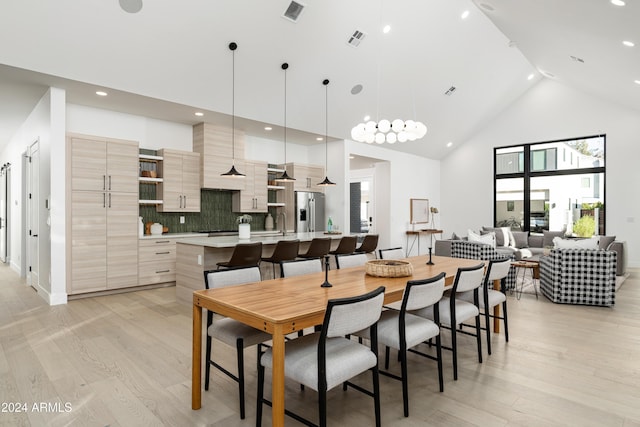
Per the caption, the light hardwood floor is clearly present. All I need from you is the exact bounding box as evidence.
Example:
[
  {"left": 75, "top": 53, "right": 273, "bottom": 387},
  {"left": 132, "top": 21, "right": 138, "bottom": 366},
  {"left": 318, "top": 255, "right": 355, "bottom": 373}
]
[{"left": 1, "top": 263, "right": 639, "bottom": 426}]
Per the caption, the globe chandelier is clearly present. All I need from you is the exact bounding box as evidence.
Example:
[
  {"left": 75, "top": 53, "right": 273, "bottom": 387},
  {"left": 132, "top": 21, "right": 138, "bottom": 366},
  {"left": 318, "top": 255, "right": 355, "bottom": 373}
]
[
  {"left": 350, "top": 0, "right": 428, "bottom": 145},
  {"left": 351, "top": 119, "right": 427, "bottom": 144}
]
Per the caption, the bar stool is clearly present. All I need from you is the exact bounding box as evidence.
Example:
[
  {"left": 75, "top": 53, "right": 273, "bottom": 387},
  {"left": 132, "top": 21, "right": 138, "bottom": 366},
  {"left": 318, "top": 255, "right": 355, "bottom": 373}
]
[
  {"left": 216, "top": 242, "right": 263, "bottom": 270},
  {"left": 260, "top": 239, "right": 300, "bottom": 279},
  {"left": 298, "top": 237, "right": 331, "bottom": 260},
  {"left": 329, "top": 236, "right": 357, "bottom": 265},
  {"left": 355, "top": 234, "right": 379, "bottom": 257}
]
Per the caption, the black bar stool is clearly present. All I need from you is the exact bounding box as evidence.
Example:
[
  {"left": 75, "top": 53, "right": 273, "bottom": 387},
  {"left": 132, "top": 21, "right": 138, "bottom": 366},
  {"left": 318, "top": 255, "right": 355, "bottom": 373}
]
[
  {"left": 355, "top": 234, "right": 379, "bottom": 257},
  {"left": 216, "top": 242, "right": 263, "bottom": 270},
  {"left": 261, "top": 239, "right": 300, "bottom": 279},
  {"left": 298, "top": 237, "right": 332, "bottom": 260}
]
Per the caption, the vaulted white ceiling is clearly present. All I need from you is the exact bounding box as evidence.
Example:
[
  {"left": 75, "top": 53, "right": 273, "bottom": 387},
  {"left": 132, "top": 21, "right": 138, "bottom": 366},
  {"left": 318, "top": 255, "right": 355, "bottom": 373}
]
[{"left": 1, "top": 0, "right": 638, "bottom": 159}]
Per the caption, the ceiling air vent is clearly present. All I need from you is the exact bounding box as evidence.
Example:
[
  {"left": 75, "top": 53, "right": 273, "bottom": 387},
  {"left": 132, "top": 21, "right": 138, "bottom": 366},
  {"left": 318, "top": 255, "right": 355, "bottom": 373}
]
[
  {"left": 347, "top": 30, "right": 366, "bottom": 48},
  {"left": 282, "top": 1, "right": 306, "bottom": 23},
  {"left": 444, "top": 86, "right": 457, "bottom": 96}
]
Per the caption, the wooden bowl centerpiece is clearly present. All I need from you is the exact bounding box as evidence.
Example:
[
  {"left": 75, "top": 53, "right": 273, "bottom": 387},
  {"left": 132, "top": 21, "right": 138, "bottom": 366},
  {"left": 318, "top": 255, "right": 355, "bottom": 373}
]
[{"left": 365, "top": 259, "right": 413, "bottom": 278}]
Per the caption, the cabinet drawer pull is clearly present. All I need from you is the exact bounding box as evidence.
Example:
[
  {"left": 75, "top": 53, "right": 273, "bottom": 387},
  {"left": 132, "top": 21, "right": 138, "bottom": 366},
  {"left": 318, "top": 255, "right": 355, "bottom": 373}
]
[
  {"left": 156, "top": 270, "right": 170, "bottom": 274},
  {"left": 155, "top": 240, "right": 170, "bottom": 243},
  {"left": 155, "top": 251, "right": 171, "bottom": 255}
]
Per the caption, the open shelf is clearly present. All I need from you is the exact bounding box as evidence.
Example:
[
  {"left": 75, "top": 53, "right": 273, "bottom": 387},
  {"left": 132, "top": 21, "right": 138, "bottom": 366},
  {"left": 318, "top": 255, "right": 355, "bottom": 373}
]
[
  {"left": 139, "top": 154, "right": 163, "bottom": 161},
  {"left": 267, "top": 202, "right": 285, "bottom": 207},
  {"left": 267, "top": 167, "right": 285, "bottom": 174},
  {"left": 267, "top": 185, "right": 286, "bottom": 190},
  {"left": 139, "top": 199, "right": 163, "bottom": 205},
  {"left": 139, "top": 177, "right": 163, "bottom": 183}
]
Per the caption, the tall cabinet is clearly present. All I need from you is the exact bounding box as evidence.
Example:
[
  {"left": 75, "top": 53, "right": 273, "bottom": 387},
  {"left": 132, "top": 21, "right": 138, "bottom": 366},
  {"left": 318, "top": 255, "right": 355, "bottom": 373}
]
[
  {"left": 156, "top": 149, "right": 201, "bottom": 212},
  {"left": 68, "top": 134, "right": 139, "bottom": 294}
]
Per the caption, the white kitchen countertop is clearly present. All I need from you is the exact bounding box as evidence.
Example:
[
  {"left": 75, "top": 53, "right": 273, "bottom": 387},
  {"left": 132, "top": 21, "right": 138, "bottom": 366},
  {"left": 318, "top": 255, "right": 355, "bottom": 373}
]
[
  {"left": 175, "top": 231, "right": 343, "bottom": 248},
  {"left": 139, "top": 232, "right": 208, "bottom": 240}
]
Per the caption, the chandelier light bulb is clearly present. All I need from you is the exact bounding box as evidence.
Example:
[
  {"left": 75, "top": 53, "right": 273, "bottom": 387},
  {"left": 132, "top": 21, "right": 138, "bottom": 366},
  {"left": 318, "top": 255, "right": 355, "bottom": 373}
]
[{"left": 350, "top": 117, "right": 427, "bottom": 144}]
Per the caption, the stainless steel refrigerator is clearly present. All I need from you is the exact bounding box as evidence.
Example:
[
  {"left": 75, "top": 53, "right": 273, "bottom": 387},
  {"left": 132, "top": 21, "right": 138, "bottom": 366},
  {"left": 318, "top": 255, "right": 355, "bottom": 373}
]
[{"left": 295, "top": 191, "right": 325, "bottom": 232}]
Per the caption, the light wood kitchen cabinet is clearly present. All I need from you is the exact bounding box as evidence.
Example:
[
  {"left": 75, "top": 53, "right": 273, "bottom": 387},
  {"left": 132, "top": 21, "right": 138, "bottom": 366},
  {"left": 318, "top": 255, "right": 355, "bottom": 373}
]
[
  {"left": 156, "top": 149, "right": 201, "bottom": 212},
  {"left": 67, "top": 134, "right": 139, "bottom": 295},
  {"left": 285, "top": 163, "right": 325, "bottom": 193},
  {"left": 232, "top": 160, "right": 268, "bottom": 213},
  {"left": 138, "top": 238, "right": 177, "bottom": 285},
  {"left": 193, "top": 122, "right": 246, "bottom": 191}
]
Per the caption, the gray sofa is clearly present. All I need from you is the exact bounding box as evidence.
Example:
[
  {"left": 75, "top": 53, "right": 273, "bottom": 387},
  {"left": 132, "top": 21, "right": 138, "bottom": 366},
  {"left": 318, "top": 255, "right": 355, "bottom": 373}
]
[{"left": 435, "top": 228, "right": 627, "bottom": 276}]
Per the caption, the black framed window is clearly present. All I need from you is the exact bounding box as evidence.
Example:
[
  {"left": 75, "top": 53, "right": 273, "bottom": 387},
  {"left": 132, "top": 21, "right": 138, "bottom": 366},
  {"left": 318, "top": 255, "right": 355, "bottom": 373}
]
[{"left": 494, "top": 135, "right": 606, "bottom": 236}]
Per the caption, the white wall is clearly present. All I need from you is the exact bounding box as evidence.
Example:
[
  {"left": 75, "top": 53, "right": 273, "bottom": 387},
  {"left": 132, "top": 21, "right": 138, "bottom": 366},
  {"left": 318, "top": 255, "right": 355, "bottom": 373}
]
[
  {"left": 0, "top": 88, "right": 65, "bottom": 304},
  {"left": 66, "top": 104, "right": 193, "bottom": 150},
  {"left": 441, "top": 79, "right": 640, "bottom": 268}
]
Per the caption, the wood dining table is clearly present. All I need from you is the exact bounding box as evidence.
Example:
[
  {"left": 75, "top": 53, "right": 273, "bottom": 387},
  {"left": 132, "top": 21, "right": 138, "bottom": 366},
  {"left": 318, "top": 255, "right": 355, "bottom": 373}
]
[{"left": 191, "top": 254, "right": 484, "bottom": 426}]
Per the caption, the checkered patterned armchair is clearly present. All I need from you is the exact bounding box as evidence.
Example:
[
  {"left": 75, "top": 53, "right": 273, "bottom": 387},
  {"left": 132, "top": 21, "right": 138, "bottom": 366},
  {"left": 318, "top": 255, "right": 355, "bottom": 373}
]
[
  {"left": 451, "top": 241, "right": 516, "bottom": 289},
  {"left": 539, "top": 249, "right": 617, "bottom": 307}
]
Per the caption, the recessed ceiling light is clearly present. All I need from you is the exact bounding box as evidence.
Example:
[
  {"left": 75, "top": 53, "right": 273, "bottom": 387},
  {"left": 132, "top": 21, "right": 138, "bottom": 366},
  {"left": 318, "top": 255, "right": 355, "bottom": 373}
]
[
  {"left": 95, "top": 91, "right": 107, "bottom": 96},
  {"left": 195, "top": 112, "right": 204, "bottom": 117},
  {"left": 364, "top": 115, "right": 370, "bottom": 121},
  {"left": 461, "top": 10, "right": 470, "bottom": 19},
  {"left": 316, "top": 137, "right": 323, "bottom": 141},
  {"left": 351, "top": 84, "right": 363, "bottom": 95},
  {"left": 623, "top": 40, "right": 635, "bottom": 47},
  {"left": 264, "top": 126, "right": 272, "bottom": 131},
  {"left": 611, "top": 0, "right": 625, "bottom": 6},
  {"left": 349, "top": 156, "right": 355, "bottom": 159},
  {"left": 635, "top": 80, "right": 640, "bottom": 85},
  {"left": 446, "top": 142, "right": 453, "bottom": 147},
  {"left": 382, "top": 25, "right": 391, "bottom": 34},
  {"left": 527, "top": 73, "right": 535, "bottom": 80}
]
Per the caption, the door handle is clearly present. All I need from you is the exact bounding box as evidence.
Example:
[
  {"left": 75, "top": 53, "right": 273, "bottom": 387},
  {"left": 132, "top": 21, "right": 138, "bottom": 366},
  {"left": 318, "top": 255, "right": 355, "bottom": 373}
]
[
  {"left": 184, "top": 195, "right": 187, "bottom": 209},
  {"left": 108, "top": 175, "right": 112, "bottom": 191},
  {"left": 108, "top": 193, "right": 111, "bottom": 208},
  {"left": 103, "top": 175, "right": 106, "bottom": 191},
  {"left": 32, "top": 234, "right": 38, "bottom": 237}
]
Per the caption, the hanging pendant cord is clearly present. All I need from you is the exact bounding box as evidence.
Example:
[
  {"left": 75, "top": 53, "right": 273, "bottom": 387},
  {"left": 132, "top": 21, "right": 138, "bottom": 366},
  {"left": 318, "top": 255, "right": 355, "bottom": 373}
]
[
  {"left": 231, "top": 44, "right": 236, "bottom": 161},
  {"left": 283, "top": 65, "right": 287, "bottom": 163},
  {"left": 325, "top": 80, "right": 329, "bottom": 166}
]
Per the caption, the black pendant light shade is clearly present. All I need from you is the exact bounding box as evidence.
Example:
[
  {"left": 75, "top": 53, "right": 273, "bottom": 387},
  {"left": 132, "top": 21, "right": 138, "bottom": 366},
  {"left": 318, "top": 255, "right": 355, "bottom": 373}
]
[
  {"left": 317, "top": 78, "right": 336, "bottom": 186},
  {"left": 276, "top": 62, "right": 296, "bottom": 182},
  {"left": 221, "top": 41, "right": 245, "bottom": 177}
]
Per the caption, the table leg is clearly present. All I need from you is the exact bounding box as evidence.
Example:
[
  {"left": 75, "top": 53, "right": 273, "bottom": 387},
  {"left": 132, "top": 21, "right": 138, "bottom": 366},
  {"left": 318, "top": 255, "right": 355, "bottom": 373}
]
[
  {"left": 192, "top": 304, "right": 202, "bottom": 410},
  {"left": 492, "top": 279, "right": 500, "bottom": 333},
  {"left": 271, "top": 325, "right": 286, "bottom": 427}
]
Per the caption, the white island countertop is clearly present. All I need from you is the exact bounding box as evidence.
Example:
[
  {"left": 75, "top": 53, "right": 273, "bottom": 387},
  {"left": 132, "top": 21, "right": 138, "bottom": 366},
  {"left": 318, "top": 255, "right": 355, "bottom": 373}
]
[{"left": 175, "top": 231, "right": 343, "bottom": 248}]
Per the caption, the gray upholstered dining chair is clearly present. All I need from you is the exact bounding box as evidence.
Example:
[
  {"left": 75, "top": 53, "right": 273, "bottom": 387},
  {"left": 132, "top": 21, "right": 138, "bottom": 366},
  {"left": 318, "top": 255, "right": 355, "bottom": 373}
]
[
  {"left": 355, "top": 272, "right": 446, "bottom": 417},
  {"left": 458, "top": 257, "right": 512, "bottom": 355},
  {"left": 335, "top": 253, "right": 369, "bottom": 269},
  {"left": 378, "top": 247, "right": 406, "bottom": 259},
  {"left": 203, "top": 266, "right": 269, "bottom": 420},
  {"left": 414, "top": 263, "right": 485, "bottom": 380},
  {"left": 280, "top": 258, "right": 323, "bottom": 278},
  {"left": 256, "top": 286, "right": 386, "bottom": 427}
]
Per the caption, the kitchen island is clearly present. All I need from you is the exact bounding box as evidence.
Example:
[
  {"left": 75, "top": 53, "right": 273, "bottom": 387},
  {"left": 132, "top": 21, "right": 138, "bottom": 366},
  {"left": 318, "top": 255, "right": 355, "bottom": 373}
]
[{"left": 175, "top": 232, "right": 343, "bottom": 304}]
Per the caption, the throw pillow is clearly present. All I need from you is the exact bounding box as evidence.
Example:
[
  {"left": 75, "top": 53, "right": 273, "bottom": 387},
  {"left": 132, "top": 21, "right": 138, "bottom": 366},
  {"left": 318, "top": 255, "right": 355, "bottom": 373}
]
[
  {"left": 481, "top": 226, "right": 510, "bottom": 247},
  {"left": 543, "top": 230, "right": 565, "bottom": 248},
  {"left": 511, "top": 231, "right": 530, "bottom": 248},
  {"left": 598, "top": 235, "right": 616, "bottom": 250},
  {"left": 469, "top": 229, "right": 496, "bottom": 248},
  {"left": 553, "top": 236, "right": 599, "bottom": 250}
]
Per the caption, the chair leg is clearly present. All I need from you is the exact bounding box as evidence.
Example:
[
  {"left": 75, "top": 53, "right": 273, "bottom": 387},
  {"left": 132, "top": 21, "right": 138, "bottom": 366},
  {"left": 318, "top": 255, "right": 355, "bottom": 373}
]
[
  {"left": 384, "top": 346, "right": 390, "bottom": 370},
  {"left": 204, "top": 335, "right": 212, "bottom": 391},
  {"left": 236, "top": 339, "right": 246, "bottom": 419},
  {"left": 451, "top": 325, "right": 458, "bottom": 380},
  {"left": 372, "top": 365, "right": 381, "bottom": 427},
  {"left": 256, "top": 347, "right": 264, "bottom": 427},
  {"left": 503, "top": 301, "right": 509, "bottom": 342},
  {"left": 435, "top": 332, "right": 444, "bottom": 392},
  {"left": 319, "top": 386, "right": 327, "bottom": 427},
  {"left": 485, "top": 308, "right": 492, "bottom": 355},
  {"left": 400, "top": 347, "right": 409, "bottom": 417},
  {"left": 475, "top": 315, "right": 483, "bottom": 364}
]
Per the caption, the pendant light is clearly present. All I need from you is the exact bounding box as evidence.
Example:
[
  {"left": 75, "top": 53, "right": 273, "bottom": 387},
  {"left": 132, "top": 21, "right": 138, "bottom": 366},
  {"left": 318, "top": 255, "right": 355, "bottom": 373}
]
[
  {"left": 317, "top": 79, "right": 336, "bottom": 186},
  {"left": 221, "top": 42, "right": 245, "bottom": 177},
  {"left": 275, "top": 62, "right": 295, "bottom": 182}
]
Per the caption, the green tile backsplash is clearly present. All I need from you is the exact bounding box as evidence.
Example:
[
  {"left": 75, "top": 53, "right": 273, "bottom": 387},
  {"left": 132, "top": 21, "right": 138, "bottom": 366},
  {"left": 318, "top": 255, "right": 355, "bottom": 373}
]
[
  {"left": 139, "top": 186, "right": 270, "bottom": 233},
  {"left": 138, "top": 149, "right": 280, "bottom": 233}
]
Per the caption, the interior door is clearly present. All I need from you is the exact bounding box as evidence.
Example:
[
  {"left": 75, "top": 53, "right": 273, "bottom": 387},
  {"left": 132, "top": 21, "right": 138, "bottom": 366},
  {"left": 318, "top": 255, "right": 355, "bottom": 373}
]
[
  {"left": 0, "top": 164, "right": 7, "bottom": 263},
  {"left": 27, "top": 141, "right": 39, "bottom": 289}
]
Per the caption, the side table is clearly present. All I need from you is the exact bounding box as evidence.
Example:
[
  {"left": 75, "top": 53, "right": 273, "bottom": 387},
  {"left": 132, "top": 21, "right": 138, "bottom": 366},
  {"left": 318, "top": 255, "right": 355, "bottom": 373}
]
[{"left": 512, "top": 260, "right": 539, "bottom": 300}]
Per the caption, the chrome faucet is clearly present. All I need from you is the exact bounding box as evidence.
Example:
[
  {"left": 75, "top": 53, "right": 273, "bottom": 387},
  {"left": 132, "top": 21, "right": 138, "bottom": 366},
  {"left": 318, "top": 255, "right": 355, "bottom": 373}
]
[{"left": 277, "top": 211, "right": 287, "bottom": 236}]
